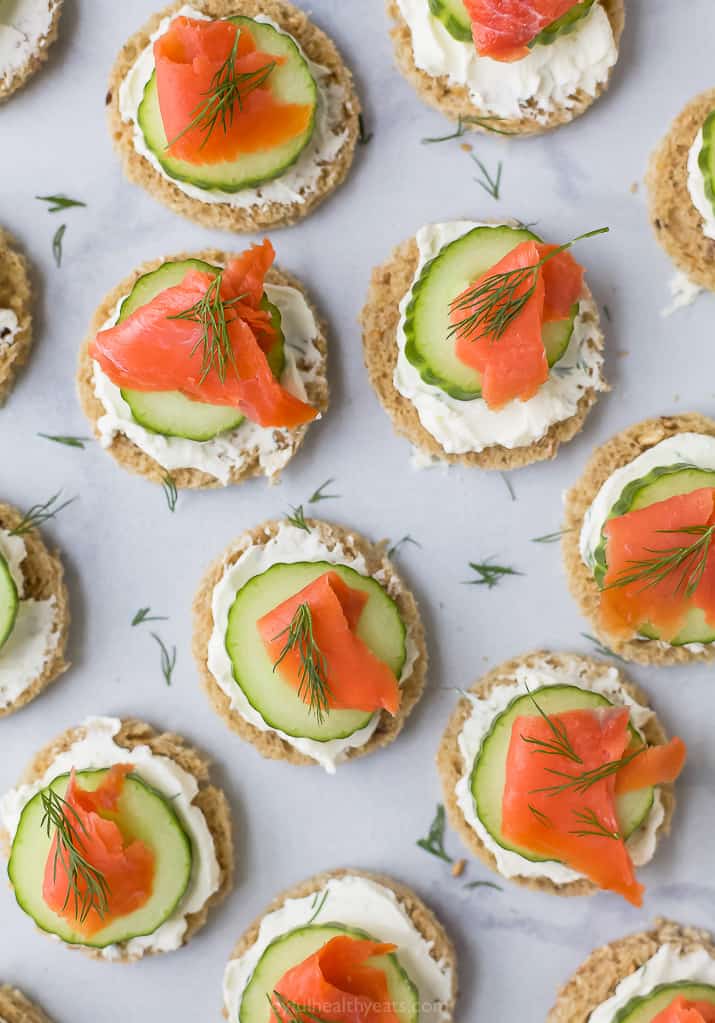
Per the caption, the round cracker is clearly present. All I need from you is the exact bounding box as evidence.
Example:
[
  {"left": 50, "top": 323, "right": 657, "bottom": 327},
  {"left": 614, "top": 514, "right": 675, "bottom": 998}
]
[
  {"left": 360, "top": 234, "right": 605, "bottom": 469},
  {"left": 0, "top": 501, "right": 69, "bottom": 718},
  {"left": 192, "top": 518, "right": 428, "bottom": 766},
  {"left": 0, "top": 228, "right": 33, "bottom": 404},
  {"left": 224, "top": 868, "right": 458, "bottom": 1020},
  {"left": 77, "top": 247, "right": 329, "bottom": 489},
  {"left": 563, "top": 413, "right": 715, "bottom": 665},
  {"left": 438, "top": 650, "right": 675, "bottom": 898},
  {"left": 386, "top": 0, "right": 624, "bottom": 137},
  {"left": 0, "top": 717, "right": 234, "bottom": 962},
  {"left": 106, "top": 0, "right": 360, "bottom": 232},
  {"left": 0, "top": 987, "right": 54, "bottom": 1023},
  {"left": 646, "top": 88, "right": 715, "bottom": 292},
  {"left": 548, "top": 919, "right": 715, "bottom": 1023},
  {"left": 0, "top": 0, "right": 63, "bottom": 104}
]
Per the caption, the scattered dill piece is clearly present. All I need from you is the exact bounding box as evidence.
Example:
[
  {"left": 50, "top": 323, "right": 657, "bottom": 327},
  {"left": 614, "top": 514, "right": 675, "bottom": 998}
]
[
  {"left": 151, "top": 632, "right": 177, "bottom": 686},
  {"left": 161, "top": 473, "right": 178, "bottom": 512},
  {"left": 417, "top": 804, "right": 453, "bottom": 864},
  {"left": 387, "top": 535, "right": 421, "bottom": 558},
  {"left": 581, "top": 633, "right": 626, "bottom": 663},
  {"left": 37, "top": 434, "right": 90, "bottom": 449},
  {"left": 131, "top": 607, "right": 168, "bottom": 627},
  {"left": 421, "top": 114, "right": 514, "bottom": 143},
  {"left": 36, "top": 194, "right": 87, "bottom": 213},
  {"left": 501, "top": 472, "right": 517, "bottom": 502},
  {"left": 464, "top": 879, "right": 503, "bottom": 892},
  {"left": 358, "top": 113, "right": 373, "bottom": 145},
  {"left": 308, "top": 478, "right": 340, "bottom": 504},
  {"left": 286, "top": 504, "right": 311, "bottom": 532},
  {"left": 531, "top": 528, "right": 571, "bottom": 544},
  {"left": 471, "top": 154, "right": 502, "bottom": 200},
  {"left": 52, "top": 224, "right": 66, "bottom": 267},
  {"left": 465, "top": 559, "right": 523, "bottom": 589},
  {"left": 9, "top": 491, "right": 75, "bottom": 536}
]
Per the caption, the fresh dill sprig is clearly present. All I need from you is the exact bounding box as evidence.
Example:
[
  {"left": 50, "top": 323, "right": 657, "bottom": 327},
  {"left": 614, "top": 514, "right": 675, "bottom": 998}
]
[
  {"left": 40, "top": 788, "right": 111, "bottom": 924},
  {"left": 309, "top": 478, "right": 340, "bottom": 504},
  {"left": 286, "top": 505, "right": 311, "bottom": 532},
  {"left": 161, "top": 473, "right": 178, "bottom": 513},
  {"left": 36, "top": 194, "right": 87, "bottom": 213},
  {"left": 52, "top": 224, "right": 66, "bottom": 268},
  {"left": 37, "top": 433, "right": 90, "bottom": 449},
  {"left": 306, "top": 890, "right": 329, "bottom": 925},
  {"left": 604, "top": 525, "right": 715, "bottom": 598},
  {"left": 272, "top": 603, "right": 331, "bottom": 722},
  {"left": 358, "top": 113, "right": 373, "bottom": 145},
  {"left": 151, "top": 632, "right": 177, "bottom": 686},
  {"left": 464, "top": 879, "right": 503, "bottom": 891},
  {"left": 168, "top": 271, "right": 247, "bottom": 385},
  {"left": 531, "top": 528, "right": 572, "bottom": 544},
  {"left": 521, "top": 687, "right": 583, "bottom": 764},
  {"left": 421, "top": 114, "right": 515, "bottom": 143},
  {"left": 471, "top": 153, "right": 502, "bottom": 200},
  {"left": 9, "top": 491, "right": 75, "bottom": 536},
  {"left": 417, "top": 804, "right": 453, "bottom": 864},
  {"left": 532, "top": 746, "right": 646, "bottom": 798},
  {"left": 268, "top": 992, "right": 334, "bottom": 1023},
  {"left": 388, "top": 535, "right": 421, "bottom": 558},
  {"left": 465, "top": 559, "right": 523, "bottom": 589},
  {"left": 569, "top": 808, "right": 620, "bottom": 841},
  {"left": 501, "top": 472, "right": 517, "bottom": 502},
  {"left": 132, "top": 607, "right": 168, "bottom": 627},
  {"left": 581, "top": 633, "right": 626, "bottom": 664},
  {"left": 528, "top": 804, "right": 554, "bottom": 829}
]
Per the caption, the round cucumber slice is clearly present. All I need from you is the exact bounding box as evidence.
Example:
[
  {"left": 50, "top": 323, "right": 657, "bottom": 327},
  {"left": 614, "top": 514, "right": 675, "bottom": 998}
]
[
  {"left": 614, "top": 983, "right": 715, "bottom": 1023},
  {"left": 529, "top": 0, "right": 597, "bottom": 49},
  {"left": 470, "top": 685, "right": 655, "bottom": 863},
  {"left": 9, "top": 769, "right": 193, "bottom": 948},
  {"left": 429, "top": 0, "right": 472, "bottom": 42},
  {"left": 404, "top": 225, "right": 577, "bottom": 400},
  {"left": 226, "top": 561, "right": 406, "bottom": 743},
  {"left": 0, "top": 551, "right": 19, "bottom": 651},
  {"left": 239, "top": 923, "right": 419, "bottom": 1023},
  {"left": 138, "top": 16, "right": 318, "bottom": 193},
  {"left": 698, "top": 108, "right": 715, "bottom": 220},
  {"left": 118, "top": 258, "right": 218, "bottom": 322}
]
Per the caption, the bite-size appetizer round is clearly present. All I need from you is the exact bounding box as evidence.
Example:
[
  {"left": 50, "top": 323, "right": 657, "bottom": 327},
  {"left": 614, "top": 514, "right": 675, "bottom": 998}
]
[
  {"left": 223, "top": 869, "right": 457, "bottom": 1022},
  {"left": 549, "top": 919, "right": 715, "bottom": 1023},
  {"left": 0, "top": 717, "right": 233, "bottom": 960},
  {"left": 564, "top": 413, "right": 715, "bottom": 665},
  {"left": 0, "top": 986, "right": 54, "bottom": 1023},
  {"left": 78, "top": 242, "right": 328, "bottom": 489},
  {"left": 0, "top": 0, "right": 63, "bottom": 104},
  {"left": 193, "top": 518, "right": 427, "bottom": 771},
  {"left": 361, "top": 219, "right": 607, "bottom": 469},
  {"left": 0, "top": 228, "right": 33, "bottom": 403},
  {"left": 108, "top": 0, "right": 360, "bottom": 231},
  {"left": 387, "top": 0, "right": 624, "bottom": 136},
  {"left": 439, "top": 651, "right": 686, "bottom": 903}
]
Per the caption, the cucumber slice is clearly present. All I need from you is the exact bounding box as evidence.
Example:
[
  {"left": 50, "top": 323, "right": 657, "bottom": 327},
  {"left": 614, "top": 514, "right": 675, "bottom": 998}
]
[
  {"left": 429, "top": 0, "right": 472, "bottom": 42},
  {"left": 593, "top": 465, "right": 715, "bottom": 646},
  {"left": 0, "top": 551, "right": 19, "bottom": 651},
  {"left": 698, "top": 108, "right": 715, "bottom": 219},
  {"left": 404, "top": 225, "right": 577, "bottom": 400},
  {"left": 614, "top": 983, "right": 715, "bottom": 1023},
  {"left": 239, "top": 923, "right": 419, "bottom": 1023},
  {"left": 116, "top": 258, "right": 285, "bottom": 442},
  {"left": 9, "top": 769, "right": 192, "bottom": 948},
  {"left": 529, "top": 0, "right": 597, "bottom": 49},
  {"left": 138, "top": 16, "right": 318, "bottom": 193},
  {"left": 226, "top": 561, "right": 406, "bottom": 743},
  {"left": 470, "top": 685, "right": 655, "bottom": 863}
]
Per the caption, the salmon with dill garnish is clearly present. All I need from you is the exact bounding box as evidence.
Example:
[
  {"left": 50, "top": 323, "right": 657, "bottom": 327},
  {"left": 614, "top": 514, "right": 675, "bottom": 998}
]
[{"left": 465, "top": 0, "right": 588, "bottom": 61}]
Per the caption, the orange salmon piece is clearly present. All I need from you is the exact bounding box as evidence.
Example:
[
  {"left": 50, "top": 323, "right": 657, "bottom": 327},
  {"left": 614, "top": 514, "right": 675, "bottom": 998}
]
[
  {"left": 652, "top": 997, "right": 715, "bottom": 1023},
  {"left": 616, "top": 738, "right": 687, "bottom": 794},
  {"left": 465, "top": 0, "right": 582, "bottom": 61}
]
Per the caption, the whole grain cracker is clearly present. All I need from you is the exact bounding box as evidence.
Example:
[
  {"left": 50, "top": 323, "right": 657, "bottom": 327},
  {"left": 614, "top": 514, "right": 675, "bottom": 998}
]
[
  {"left": 106, "top": 0, "right": 360, "bottom": 232},
  {"left": 0, "top": 0, "right": 63, "bottom": 104},
  {"left": 562, "top": 413, "right": 715, "bottom": 665},
  {"left": 77, "top": 247, "right": 329, "bottom": 489},
  {"left": 438, "top": 650, "right": 675, "bottom": 897},
  {"left": 192, "top": 518, "right": 428, "bottom": 766},
  {"left": 0, "top": 228, "right": 33, "bottom": 404},
  {"left": 0, "top": 987, "right": 54, "bottom": 1023}
]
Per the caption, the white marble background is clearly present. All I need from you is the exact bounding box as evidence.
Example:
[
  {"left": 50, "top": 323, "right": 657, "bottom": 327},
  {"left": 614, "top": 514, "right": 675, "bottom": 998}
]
[{"left": 1, "top": 1, "right": 714, "bottom": 1020}]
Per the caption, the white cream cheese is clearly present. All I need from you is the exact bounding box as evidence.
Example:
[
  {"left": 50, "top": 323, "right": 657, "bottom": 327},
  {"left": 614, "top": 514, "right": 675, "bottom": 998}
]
[
  {"left": 688, "top": 125, "right": 715, "bottom": 241},
  {"left": 395, "top": 0, "right": 616, "bottom": 122},
  {"left": 0, "top": 716, "right": 221, "bottom": 959},
  {"left": 0, "top": 0, "right": 57, "bottom": 86},
  {"left": 0, "top": 529, "right": 60, "bottom": 711},
  {"left": 93, "top": 281, "right": 323, "bottom": 485},
  {"left": 662, "top": 271, "right": 704, "bottom": 318},
  {"left": 0, "top": 308, "right": 19, "bottom": 348},
  {"left": 118, "top": 6, "right": 351, "bottom": 210},
  {"left": 223, "top": 874, "right": 453, "bottom": 1022},
  {"left": 589, "top": 945, "right": 715, "bottom": 1022},
  {"left": 206, "top": 523, "right": 420, "bottom": 773},
  {"left": 394, "top": 221, "right": 606, "bottom": 456},
  {"left": 455, "top": 658, "right": 665, "bottom": 885}
]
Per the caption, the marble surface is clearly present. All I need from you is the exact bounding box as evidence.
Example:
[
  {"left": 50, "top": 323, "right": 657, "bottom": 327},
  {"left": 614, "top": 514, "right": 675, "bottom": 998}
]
[{"left": 1, "top": 1, "right": 714, "bottom": 1020}]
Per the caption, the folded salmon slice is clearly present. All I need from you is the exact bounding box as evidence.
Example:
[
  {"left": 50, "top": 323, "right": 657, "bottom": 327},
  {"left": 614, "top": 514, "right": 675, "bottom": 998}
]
[
  {"left": 155, "top": 17, "right": 313, "bottom": 165},
  {"left": 465, "top": 0, "right": 582, "bottom": 61},
  {"left": 615, "top": 738, "right": 687, "bottom": 794},
  {"left": 601, "top": 488, "right": 715, "bottom": 642},
  {"left": 653, "top": 997, "right": 715, "bottom": 1023},
  {"left": 90, "top": 240, "right": 317, "bottom": 429},
  {"left": 42, "top": 765, "right": 154, "bottom": 936},
  {"left": 272, "top": 935, "right": 401, "bottom": 1023},
  {"left": 258, "top": 571, "right": 401, "bottom": 716}
]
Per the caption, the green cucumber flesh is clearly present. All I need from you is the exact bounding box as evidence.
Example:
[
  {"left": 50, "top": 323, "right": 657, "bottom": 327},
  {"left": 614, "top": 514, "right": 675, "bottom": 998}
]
[
  {"left": 226, "top": 561, "right": 406, "bottom": 743},
  {"left": 593, "top": 465, "right": 715, "bottom": 645},
  {"left": 470, "top": 684, "right": 654, "bottom": 863},
  {"left": 614, "top": 983, "right": 715, "bottom": 1023},
  {"left": 9, "top": 769, "right": 192, "bottom": 948},
  {"left": 530, "top": 0, "right": 597, "bottom": 49},
  {"left": 138, "top": 16, "right": 318, "bottom": 193},
  {"left": 428, "top": 0, "right": 472, "bottom": 42},
  {"left": 0, "top": 551, "right": 19, "bottom": 651},
  {"left": 698, "top": 108, "right": 715, "bottom": 220},
  {"left": 240, "top": 923, "right": 419, "bottom": 1023},
  {"left": 404, "top": 225, "right": 577, "bottom": 400}
]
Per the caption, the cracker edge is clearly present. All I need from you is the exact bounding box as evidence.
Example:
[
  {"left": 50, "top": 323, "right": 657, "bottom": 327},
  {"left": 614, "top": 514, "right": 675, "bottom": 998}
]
[
  {"left": 0, "top": 986, "right": 54, "bottom": 1023},
  {"left": 0, "top": 228, "right": 34, "bottom": 405},
  {"left": 0, "top": 0, "right": 63, "bottom": 104}
]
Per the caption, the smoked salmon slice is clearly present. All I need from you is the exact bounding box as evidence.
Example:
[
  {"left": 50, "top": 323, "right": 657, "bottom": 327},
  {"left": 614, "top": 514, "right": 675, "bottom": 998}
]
[
  {"left": 258, "top": 571, "right": 401, "bottom": 716},
  {"left": 155, "top": 17, "right": 313, "bottom": 165},
  {"left": 615, "top": 738, "right": 687, "bottom": 795},
  {"left": 465, "top": 0, "right": 582, "bottom": 61},
  {"left": 42, "top": 766, "right": 154, "bottom": 936},
  {"left": 271, "top": 935, "right": 401, "bottom": 1023},
  {"left": 90, "top": 240, "right": 317, "bottom": 430},
  {"left": 600, "top": 488, "right": 715, "bottom": 642},
  {"left": 652, "top": 997, "right": 715, "bottom": 1023}
]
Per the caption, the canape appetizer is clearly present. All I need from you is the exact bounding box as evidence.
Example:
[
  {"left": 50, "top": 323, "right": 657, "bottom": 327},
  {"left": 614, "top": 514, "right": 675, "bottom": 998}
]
[
  {"left": 0, "top": 228, "right": 33, "bottom": 403},
  {"left": 0, "top": 986, "right": 54, "bottom": 1023},
  {"left": 0, "top": 1, "right": 62, "bottom": 103},
  {"left": 387, "top": 0, "right": 623, "bottom": 136},
  {"left": 361, "top": 220, "right": 607, "bottom": 469},
  {"left": 223, "top": 869, "right": 456, "bottom": 1022},
  {"left": 77, "top": 242, "right": 327, "bottom": 489},
  {"left": 193, "top": 518, "right": 427, "bottom": 771},
  {"left": 0, "top": 717, "right": 233, "bottom": 960},
  {"left": 648, "top": 88, "right": 715, "bottom": 301},
  {"left": 108, "top": 1, "right": 360, "bottom": 231},
  {"left": 439, "top": 651, "right": 686, "bottom": 903},
  {"left": 0, "top": 500, "right": 69, "bottom": 717},
  {"left": 549, "top": 920, "right": 715, "bottom": 1023},
  {"left": 564, "top": 414, "right": 715, "bottom": 665}
]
